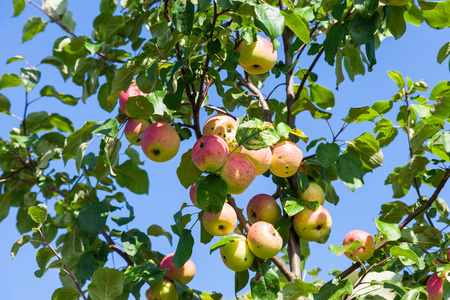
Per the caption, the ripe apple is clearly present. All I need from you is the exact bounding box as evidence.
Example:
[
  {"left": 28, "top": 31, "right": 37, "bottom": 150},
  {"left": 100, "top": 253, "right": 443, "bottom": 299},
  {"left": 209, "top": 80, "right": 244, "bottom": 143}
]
[
  {"left": 119, "top": 84, "right": 147, "bottom": 117},
  {"left": 146, "top": 279, "right": 178, "bottom": 300},
  {"left": 246, "top": 194, "right": 281, "bottom": 225},
  {"left": 292, "top": 205, "right": 332, "bottom": 242},
  {"left": 342, "top": 230, "right": 375, "bottom": 262},
  {"left": 159, "top": 252, "right": 196, "bottom": 284},
  {"left": 240, "top": 146, "right": 272, "bottom": 175},
  {"left": 386, "top": 0, "right": 411, "bottom": 6},
  {"left": 299, "top": 183, "right": 325, "bottom": 205},
  {"left": 141, "top": 122, "right": 180, "bottom": 162},
  {"left": 270, "top": 141, "right": 304, "bottom": 178},
  {"left": 191, "top": 135, "right": 229, "bottom": 172},
  {"left": 238, "top": 36, "right": 278, "bottom": 75},
  {"left": 202, "top": 203, "right": 237, "bottom": 236},
  {"left": 189, "top": 183, "right": 200, "bottom": 208},
  {"left": 427, "top": 273, "right": 448, "bottom": 300},
  {"left": 124, "top": 119, "right": 151, "bottom": 146},
  {"left": 247, "top": 221, "right": 283, "bottom": 259},
  {"left": 219, "top": 236, "right": 255, "bottom": 272},
  {"left": 219, "top": 152, "right": 256, "bottom": 194},
  {"left": 202, "top": 114, "right": 238, "bottom": 151}
]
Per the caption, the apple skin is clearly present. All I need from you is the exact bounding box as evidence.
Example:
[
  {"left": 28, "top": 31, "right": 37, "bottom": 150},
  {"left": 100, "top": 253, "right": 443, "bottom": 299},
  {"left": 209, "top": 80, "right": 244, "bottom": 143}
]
[
  {"left": 119, "top": 84, "right": 147, "bottom": 117},
  {"left": 202, "top": 203, "right": 237, "bottom": 236},
  {"left": 219, "top": 152, "right": 256, "bottom": 194},
  {"left": 238, "top": 36, "right": 278, "bottom": 75},
  {"left": 146, "top": 279, "right": 178, "bottom": 300},
  {"left": 270, "top": 141, "right": 304, "bottom": 178},
  {"left": 247, "top": 221, "right": 283, "bottom": 259},
  {"left": 342, "top": 230, "right": 375, "bottom": 262},
  {"left": 159, "top": 252, "right": 196, "bottom": 284},
  {"left": 220, "top": 236, "right": 255, "bottom": 272},
  {"left": 202, "top": 114, "right": 239, "bottom": 151},
  {"left": 387, "top": 0, "right": 411, "bottom": 6},
  {"left": 240, "top": 146, "right": 272, "bottom": 175},
  {"left": 141, "top": 122, "right": 180, "bottom": 162},
  {"left": 124, "top": 119, "right": 151, "bottom": 146},
  {"left": 426, "top": 273, "right": 446, "bottom": 300},
  {"left": 299, "top": 183, "right": 325, "bottom": 205},
  {"left": 189, "top": 183, "right": 201, "bottom": 209},
  {"left": 246, "top": 194, "right": 281, "bottom": 225},
  {"left": 292, "top": 205, "right": 332, "bottom": 242},
  {"left": 191, "top": 135, "right": 229, "bottom": 172}
]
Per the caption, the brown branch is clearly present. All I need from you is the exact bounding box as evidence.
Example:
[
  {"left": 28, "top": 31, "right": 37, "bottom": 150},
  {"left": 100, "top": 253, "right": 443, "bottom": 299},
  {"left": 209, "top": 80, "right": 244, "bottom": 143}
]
[
  {"left": 101, "top": 230, "right": 135, "bottom": 267},
  {"left": 204, "top": 105, "right": 237, "bottom": 119},
  {"left": 237, "top": 73, "right": 272, "bottom": 122}
]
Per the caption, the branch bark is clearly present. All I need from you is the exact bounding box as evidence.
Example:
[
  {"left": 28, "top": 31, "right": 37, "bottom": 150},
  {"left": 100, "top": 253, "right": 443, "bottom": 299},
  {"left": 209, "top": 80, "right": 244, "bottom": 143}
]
[{"left": 237, "top": 73, "right": 272, "bottom": 122}]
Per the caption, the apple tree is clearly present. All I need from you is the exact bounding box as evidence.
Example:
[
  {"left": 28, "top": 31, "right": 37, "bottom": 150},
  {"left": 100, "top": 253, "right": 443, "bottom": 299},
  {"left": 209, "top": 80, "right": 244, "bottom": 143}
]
[{"left": 1, "top": 0, "right": 450, "bottom": 299}]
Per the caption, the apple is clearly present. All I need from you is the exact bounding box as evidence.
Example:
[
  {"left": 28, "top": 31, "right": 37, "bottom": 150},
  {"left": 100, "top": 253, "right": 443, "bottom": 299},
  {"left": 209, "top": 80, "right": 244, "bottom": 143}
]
[
  {"left": 124, "top": 119, "right": 151, "bottom": 146},
  {"left": 191, "top": 135, "right": 229, "bottom": 172},
  {"left": 270, "top": 141, "right": 304, "bottom": 178},
  {"left": 299, "top": 183, "right": 325, "bottom": 205},
  {"left": 202, "top": 202, "right": 237, "bottom": 236},
  {"left": 202, "top": 114, "right": 239, "bottom": 151},
  {"left": 159, "top": 252, "right": 196, "bottom": 284},
  {"left": 119, "top": 84, "right": 147, "bottom": 117},
  {"left": 189, "top": 183, "right": 200, "bottom": 208},
  {"left": 427, "top": 273, "right": 448, "bottom": 300},
  {"left": 247, "top": 221, "right": 283, "bottom": 259},
  {"left": 240, "top": 146, "right": 272, "bottom": 175},
  {"left": 146, "top": 279, "right": 178, "bottom": 300},
  {"left": 141, "top": 122, "right": 180, "bottom": 162},
  {"left": 246, "top": 194, "right": 281, "bottom": 225},
  {"left": 386, "top": 0, "right": 411, "bottom": 6},
  {"left": 238, "top": 36, "right": 278, "bottom": 75},
  {"left": 219, "top": 152, "right": 256, "bottom": 194},
  {"left": 342, "top": 230, "right": 375, "bottom": 262},
  {"left": 292, "top": 205, "right": 332, "bottom": 242},
  {"left": 219, "top": 236, "right": 255, "bottom": 272}
]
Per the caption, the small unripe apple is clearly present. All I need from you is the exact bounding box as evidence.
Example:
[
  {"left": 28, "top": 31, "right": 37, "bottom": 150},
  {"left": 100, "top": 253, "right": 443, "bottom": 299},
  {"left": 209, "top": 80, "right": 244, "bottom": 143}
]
[
  {"left": 160, "top": 252, "right": 196, "bottom": 284},
  {"left": 202, "top": 203, "right": 237, "bottom": 236},
  {"left": 219, "top": 152, "right": 256, "bottom": 194},
  {"left": 141, "top": 122, "right": 180, "bottom": 162},
  {"left": 240, "top": 146, "right": 272, "bottom": 175},
  {"left": 246, "top": 194, "right": 281, "bottom": 225},
  {"left": 247, "top": 221, "right": 283, "bottom": 259},
  {"left": 189, "top": 183, "right": 200, "bottom": 208},
  {"left": 427, "top": 273, "right": 447, "bottom": 300},
  {"left": 191, "top": 135, "right": 229, "bottom": 172},
  {"left": 124, "top": 119, "right": 151, "bottom": 146},
  {"left": 270, "top": 141, "right": 304, "bottom": 178},
  {"left": 203, "top": 114, "right": 239, "bottom": 151},
  {"left": 146, "top": 279, "right": 178, "bottom": 300},
  {"left": 299, "top": 183, "right": 325, "bottom": 205},
  {"left": 220, "top": 236, "right": 255, "bottom": 272},
  {"left": 342, "top": 230, "right": 375, "bottom": 262},
  {"left": 238, "top": 36, "right": 278, "bottom": 75},
  {"left": 119, "top": 84, "right": 147, "bottom": 117},
  {"left": 293, "top": 205, "right": 332, "bottom": 242}
]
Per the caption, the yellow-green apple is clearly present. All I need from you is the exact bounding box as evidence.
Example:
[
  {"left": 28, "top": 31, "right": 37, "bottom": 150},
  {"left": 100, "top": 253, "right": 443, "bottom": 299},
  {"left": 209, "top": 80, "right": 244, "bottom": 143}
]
[
  {"left": 247, "top": 221, "right": 283, "bottom": 259},
  {"left": 191, "top": 135, "right": 229, "bottom": 172},
  {"left": 119, "top": 84, "right": 147, "bottom": 117},
  {"left": 146, "top": 279, "right": 178, "bottom": 300},
  {"left": 219, "top": 152, "right": 256, "bottom": 194},
  {"left": 202, "top": 203, "right": 237, "bottom": 236},
  {"left": 270, "top": 141, "right": 304, "bottom": 178},
  {"left": 159, "top": 252, "right": 196, "bottom": 284},
  {"left": 293, "top": 205, "right": 332, "bottom": 242},
  {"left": 202, "top": 114, "right": 238, "bottom": 151},
  {"left": 124, "top": 119, "right": 151, "bottom": 146},
  {"left": 141, "top": 122, "right": 180, "bottom": 162},
  {"left": 238, "top": 36, "right": 278, "bottom": 75},
  {"left": 189, "top": 183, "right": 200, "bottom": 208},
  {"left": 299, "top": 183, "right": 325, "bottom": 205},
  {"left": 240, "top": 146, "right": 272, "bottom": 175},
  {"left": 342, "top": 230, "right": 375, "bottom": 262},
  {"left": 246, "top": 194, "right": 281, "bottom": 225},
  {"left": 219, "top": 236, "right": 255, "bottom": 272},
  {"left": 387, "top": 0, "right": 411, "bottom": 6},
  {"left": 427, "top": 273, "right": 448, "bottom": 300}
]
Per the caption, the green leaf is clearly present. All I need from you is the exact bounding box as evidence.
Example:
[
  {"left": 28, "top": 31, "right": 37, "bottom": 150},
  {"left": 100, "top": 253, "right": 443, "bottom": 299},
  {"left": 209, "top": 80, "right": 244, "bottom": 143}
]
[
  {"left": 323, "top": 23, "right": 345, "bottom": 66},
  {"left": 374, "top": 218, "right": 401, "bottom": 241},
  {"left": 124, "top": 261, "right": 163, "bottom": 285},
  {"left": 309, "top": 84, "right": 335, "bottom": 110},
  {"left": 328, "top": 240, "right": 362, "bottom": 256},
  {"left": 281, "top": 279, "right": 319, "bottom": 299},
  {"left": 437, "top": 42, "right": 450, "bottom": 64},
  {"left": 196, "top": 174, "right": 228, "bottom": 214},
  {"left": 121, "top": 230, "right": 150, "bottom": 257},
  {"left": 7, "top": 55, "right": 26, "bottom": 64},
  {"left": 343, "top": 106, "right": 380, "bottom": 123},
  {"left": 374, "top": 118, "right": 398, "bottom": 148},
  {"left": 11, "top": 235, "right": 32, "bottom": 259},
  {"left": 76, "top": 202, "right": 109, "bottom": 235},
  {"left": 28, "top": 203, "right": 48, "bottom": 224},
  {"left": 349, "top": 12, "right": 380, "bottom": 46},
  {"left": 283, "top": 198, "right": 306, "bottom": 217},
  {"left": 235, "top": 270, "right": 250, "bottom": 294},
  {"left": 316, "top": 143, "right": 340, "bottom": 165},
  {"left": 354, "top": 0, "right": 379, "bottom": 16},
  {"left": 210, "top": 235, "right": 241, "bottom": 253},
  {"left": 91, "top": 118, "right": 119, "bottom": 138},
  {"left": 173, "top": 229, "right": 194, "bottom": 270},
  {"left": 430, "top": 81, "right": 450, "bottom": 100},
  {"left": 419, "top": 0, "right": 450, "bottom": 29},
  {"left": 254, "top": 4, "right": 285, "bottom": 42},
  {"left": 280, "top": 10, "right": 310, "bottom": 45},
  {"left": 250, "top": 263, "right": 280, "bottom": 300},
  {"left": 84, "top": 41, "right": 103, "bottom": 55},
  {"left": 147, "top": 225, "right": 172, "bottom": 246},
  {"left": 22, "top": 17, "right": 47, "bottom": 43},
  {"left": 0, "top": 73, "right": 22, "bottom": 90},
  {"left": 36, "top": 247, "right": 55, "bottom": 269},
  {"left": 0, "top": 93, "right": 11, "bottom": 114},
  {"left": 111, "top": 201, "right": 134, "bottom": 226},
  {"left": 62, "top": 121, "right": 98, "bottom": 164},
  {"left": 316, "top": 279, "right": 353, "bottom": 299},
  {"left": 13, "top": 0, "right": 26, "bottom": 17},
  {"left": 176, "top": 149, "right": 202, "bottom": 189},
  {"left": 114, "top": 160, "right": 149, "bottom": 195},
  {"left": 40, "top": 85, "right": 80, "bottom": 106},
  {"left": 236, "top": 119, "right": 280, "bottom": 150},
  {"left": 51, "top": 287, "right": 81, "bottom": 300},
  {"left": 347, "top": 132, "right": 383, "bottom": 171},
  {"left": 390, "top": 245, "right": 425, "bottom": 269},
  {"left": 387, "top": 6, "right": 406, "bottom": 39},
  {"left": 88, "top": 267, "right": 124, "bottom": 300},
  {"left": 125, "top": 95, "right": 155, "bottom": 119},
  {"left": 387, "top": 70, "right": 405, "bottom": 89},
  {"left": 336, "top": 152, "right": 365, "bottom": 191}
]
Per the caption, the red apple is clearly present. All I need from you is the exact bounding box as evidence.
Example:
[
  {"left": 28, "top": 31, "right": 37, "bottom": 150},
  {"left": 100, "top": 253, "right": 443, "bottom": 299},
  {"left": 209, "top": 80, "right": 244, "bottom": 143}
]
[
  {"left": 191, "top": 135, "right": 229, "bottom": 172},
  {"left": 219, "top": 152, "right": 256, "bottom": 194},
  {"left": 240, "top": 146, "right": 272, "bottom": 175},
  {"left": 202, "top": 203, "right": 237, "bottom": 236},
  {"left": 270, "top": 141, "right": 304, "bottom": 178},
  {"left": 160, "top": 252, "right": 196, "bottom": 284},
  {"left": 119, "top": 84, "right": 147, "bottom": 117},
  {"left": 246, "top": 194, "right": 281, "bottom": 225},
  {"left": 247, "top": 221, "right": 283, "bottom": 259},
  {"left": 146, "top": 279, "right": 178, "bottom": 300},
  {"left": 189, "top": 183, "right": 200, "bottom": 208},
  {"left": 124, "top": 119, "right": 151, "bottom": 146},
  {"left": 427, "top": 273, "right": 447, "bottom": 300},
  {"left": 342, "top": 230, "right": 375, "bottom": 262},
  {"left": 203, "top": 114, "right": 238, "bottom": 151},
  {"left": 219, "top": 236, "right": 255, "bottom": 272},
  {"left": 299, "top": 182, "right": 325, "bottom": 205},
  {"left": 293, "top": 205, "right": 332, "bottom": 242},
  {"left": 141, "top": 122, "right": 180, "bottom": 162},
  {"left": 238, "top": 36, "right": 278, "bottom": 75}
]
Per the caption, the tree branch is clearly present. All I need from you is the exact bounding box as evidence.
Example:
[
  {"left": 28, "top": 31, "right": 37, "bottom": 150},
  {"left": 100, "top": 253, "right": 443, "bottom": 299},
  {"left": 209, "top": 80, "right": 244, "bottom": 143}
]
[
  {"left": 237, "top": 73, "right": 272, "bottom": 122},
  {"left": 101, "top": 230, "right": 135, "bottom": 267}
]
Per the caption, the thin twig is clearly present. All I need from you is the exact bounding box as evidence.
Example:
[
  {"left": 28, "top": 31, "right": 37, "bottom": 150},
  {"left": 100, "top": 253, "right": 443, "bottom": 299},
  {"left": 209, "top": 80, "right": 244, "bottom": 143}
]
[
  {"left": 237, "top": 73, "right": 272, "bottom": 122},
  {"left": 101, "top": 230, "right": 135, "bottom": 267}
]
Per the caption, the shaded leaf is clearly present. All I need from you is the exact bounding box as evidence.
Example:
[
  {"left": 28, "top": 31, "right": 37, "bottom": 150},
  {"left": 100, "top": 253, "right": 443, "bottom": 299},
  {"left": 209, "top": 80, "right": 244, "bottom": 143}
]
[{"left": 88, "top": 267, "right": 124, "bottom": 300}]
